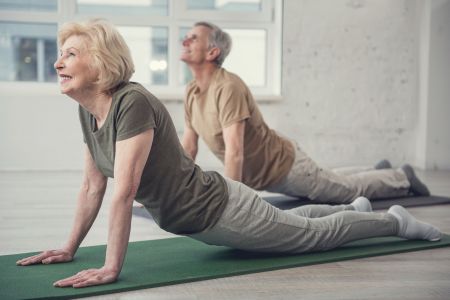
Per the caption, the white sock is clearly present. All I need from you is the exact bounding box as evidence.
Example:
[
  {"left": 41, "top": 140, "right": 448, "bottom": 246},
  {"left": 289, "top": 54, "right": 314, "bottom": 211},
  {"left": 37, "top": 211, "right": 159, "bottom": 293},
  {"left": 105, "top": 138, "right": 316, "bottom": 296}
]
[
  {"left": 351, "top": 197, "right": 372, "bottom": 212},
  {"left": 388, "top": 205, "right": 442, "bottom": 241}
]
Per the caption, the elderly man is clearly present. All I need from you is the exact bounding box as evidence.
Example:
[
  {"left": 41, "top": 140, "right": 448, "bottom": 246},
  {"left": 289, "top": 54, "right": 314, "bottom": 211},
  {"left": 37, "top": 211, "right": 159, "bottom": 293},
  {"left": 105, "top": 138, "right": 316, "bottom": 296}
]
[{"left": 180, "top": 21, "right": 429, "bottom": 204}]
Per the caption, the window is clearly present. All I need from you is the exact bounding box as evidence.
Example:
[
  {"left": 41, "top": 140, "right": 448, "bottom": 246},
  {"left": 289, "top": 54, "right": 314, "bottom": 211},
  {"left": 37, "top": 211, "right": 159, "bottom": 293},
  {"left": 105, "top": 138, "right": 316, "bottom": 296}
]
[
  {"left": 117, "top": 26, "right": 169, "bottom": 85},
  {"left": 224, "top": 29, "right": 266, "bottom": 87},
  {"left": 0, "top": 22, "right": 57, "bottom": 82},
  {"left": 0, "top": 0, "right": 58, "bottom": 12},
  {"left": 77, "top": 0, "right": 168, "bottom": 16},
  {"left": 0, "top": 0, "right": 282, "bottom": 99},
  {"left": 186, "top": 0, "right": 262, "bottom": 12}
]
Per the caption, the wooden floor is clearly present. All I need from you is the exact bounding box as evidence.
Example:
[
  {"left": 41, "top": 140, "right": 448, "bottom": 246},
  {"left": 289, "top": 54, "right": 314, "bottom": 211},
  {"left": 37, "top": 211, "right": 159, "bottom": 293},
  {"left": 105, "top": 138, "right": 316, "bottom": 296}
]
[{"left": 1, "top": 170, "right": 449, "bottom": 300}]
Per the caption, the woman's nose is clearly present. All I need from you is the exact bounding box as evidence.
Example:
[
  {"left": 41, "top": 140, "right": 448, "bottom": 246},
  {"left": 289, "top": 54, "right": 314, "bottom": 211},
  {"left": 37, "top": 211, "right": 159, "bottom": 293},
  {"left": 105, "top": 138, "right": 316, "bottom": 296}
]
[{"left": 54, "top": 57, "right": 64, "bottom": 70}]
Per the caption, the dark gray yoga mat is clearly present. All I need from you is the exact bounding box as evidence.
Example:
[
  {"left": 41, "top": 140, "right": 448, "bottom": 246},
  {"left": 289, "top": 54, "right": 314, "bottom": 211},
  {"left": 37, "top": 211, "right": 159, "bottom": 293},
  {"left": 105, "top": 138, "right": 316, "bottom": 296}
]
[
  {"left": 133, "top": 195, "right": 450, "bottom": 219},
  {"left": 263, "top": 195, "right": 450, "bottom": 210}
]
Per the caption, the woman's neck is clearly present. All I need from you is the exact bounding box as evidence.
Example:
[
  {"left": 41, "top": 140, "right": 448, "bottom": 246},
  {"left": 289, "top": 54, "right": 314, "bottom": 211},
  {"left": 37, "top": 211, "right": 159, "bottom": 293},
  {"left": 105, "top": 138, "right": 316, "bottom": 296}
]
[{"left": 73, "top": 88, "right": 113, "bottom": 128}]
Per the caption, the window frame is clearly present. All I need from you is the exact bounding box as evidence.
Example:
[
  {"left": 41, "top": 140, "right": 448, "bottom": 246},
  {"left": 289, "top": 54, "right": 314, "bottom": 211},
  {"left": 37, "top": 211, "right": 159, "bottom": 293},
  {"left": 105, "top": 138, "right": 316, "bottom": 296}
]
[{"left": 0, "top": 0, "right": 283, "bottom": 101}]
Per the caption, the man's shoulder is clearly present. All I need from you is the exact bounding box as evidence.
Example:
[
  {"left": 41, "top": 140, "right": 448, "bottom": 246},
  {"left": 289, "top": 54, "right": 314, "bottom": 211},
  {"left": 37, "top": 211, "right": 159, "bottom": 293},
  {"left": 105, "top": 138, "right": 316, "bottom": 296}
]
[{"left": 213, "top": 68, "right": 249, "bottom": 93}]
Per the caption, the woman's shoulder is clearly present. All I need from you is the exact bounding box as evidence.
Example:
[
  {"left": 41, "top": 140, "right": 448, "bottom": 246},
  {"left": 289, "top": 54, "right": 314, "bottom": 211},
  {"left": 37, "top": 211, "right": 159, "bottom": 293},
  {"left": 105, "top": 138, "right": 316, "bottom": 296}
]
[
  {"left": 113, "top": 82, "right": 163, "bottom": 108},
  {"left": 114, "top": 82, "right": 154, "bottom": 99}
]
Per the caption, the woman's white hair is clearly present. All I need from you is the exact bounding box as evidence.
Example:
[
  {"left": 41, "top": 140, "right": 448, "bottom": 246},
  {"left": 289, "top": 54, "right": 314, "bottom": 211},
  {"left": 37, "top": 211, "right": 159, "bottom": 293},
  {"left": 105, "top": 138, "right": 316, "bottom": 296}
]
[{"left": 58, "top": 19, "right": 134, "bottom": 93}]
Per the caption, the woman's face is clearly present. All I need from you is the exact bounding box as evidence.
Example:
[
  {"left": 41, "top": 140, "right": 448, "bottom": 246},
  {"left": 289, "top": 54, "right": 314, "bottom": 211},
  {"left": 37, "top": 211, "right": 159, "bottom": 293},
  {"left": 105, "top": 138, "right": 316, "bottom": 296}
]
[{"left": 54, "top": 35, "right": 98, "bottom": 96}]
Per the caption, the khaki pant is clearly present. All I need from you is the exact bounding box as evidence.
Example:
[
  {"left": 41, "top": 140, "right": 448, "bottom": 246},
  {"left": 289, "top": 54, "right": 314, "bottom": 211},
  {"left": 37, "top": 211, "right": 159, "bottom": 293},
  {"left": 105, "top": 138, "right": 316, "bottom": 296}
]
[
  {"left": 189, "top": 178, "right": 398, "bottom": 254},
  {"left": 266, "top": 144, "right": 410, "bottom": 204}
]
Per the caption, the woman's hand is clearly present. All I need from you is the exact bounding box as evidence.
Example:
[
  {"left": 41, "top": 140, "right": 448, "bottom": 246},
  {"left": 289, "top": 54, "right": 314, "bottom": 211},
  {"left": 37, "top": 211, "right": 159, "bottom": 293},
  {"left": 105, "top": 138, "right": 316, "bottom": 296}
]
[
  {"left": 16, "top": 249, "right": 73, "bottom": 266},
  {"left": 53, "top": 266, "right": 118, "bottom": 288}
]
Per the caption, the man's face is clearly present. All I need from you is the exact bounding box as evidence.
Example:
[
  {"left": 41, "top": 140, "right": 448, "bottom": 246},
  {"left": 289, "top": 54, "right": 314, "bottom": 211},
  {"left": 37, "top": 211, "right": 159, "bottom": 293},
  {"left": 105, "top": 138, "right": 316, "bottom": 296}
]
[{"left": 180, "top": 25, "right": 214, "bottom": 65}]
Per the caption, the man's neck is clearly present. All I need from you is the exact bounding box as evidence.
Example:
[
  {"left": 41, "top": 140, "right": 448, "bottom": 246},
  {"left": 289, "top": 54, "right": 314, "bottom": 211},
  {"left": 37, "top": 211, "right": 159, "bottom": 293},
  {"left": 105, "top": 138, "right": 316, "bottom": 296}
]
[{"left": 190, "top": 63, "right": 220, "bottom": 93}]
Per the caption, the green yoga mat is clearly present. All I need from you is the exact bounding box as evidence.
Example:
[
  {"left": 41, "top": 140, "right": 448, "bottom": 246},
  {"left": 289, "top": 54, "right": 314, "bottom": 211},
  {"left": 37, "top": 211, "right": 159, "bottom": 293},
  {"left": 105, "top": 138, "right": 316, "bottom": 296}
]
[{"left": 2, "top": 235, "right": 450, "bottom": 300}]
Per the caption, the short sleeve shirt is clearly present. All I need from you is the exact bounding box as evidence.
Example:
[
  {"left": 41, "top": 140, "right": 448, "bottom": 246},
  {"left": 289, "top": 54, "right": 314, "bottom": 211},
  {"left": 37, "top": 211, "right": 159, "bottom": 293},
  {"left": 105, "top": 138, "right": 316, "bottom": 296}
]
[
  {"left": 79, "top": 82, "right": 228, "bottom": 234},
  {"left": 185, "top": 68, "right": 295, "bottom": 190}
]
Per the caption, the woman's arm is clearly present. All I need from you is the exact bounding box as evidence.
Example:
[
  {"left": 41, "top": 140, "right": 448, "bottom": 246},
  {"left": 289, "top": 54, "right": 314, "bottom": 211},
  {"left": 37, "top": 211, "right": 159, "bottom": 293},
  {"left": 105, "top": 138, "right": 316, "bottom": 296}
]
[
  {"left": 54, "top": 128, "right": 154, "bottom": 288},
  {"left": 16, "top": 145, "right": 107, "bottom": 266},
  {"left": 63, "top": 145, "right": 108, "bottom": 256}
]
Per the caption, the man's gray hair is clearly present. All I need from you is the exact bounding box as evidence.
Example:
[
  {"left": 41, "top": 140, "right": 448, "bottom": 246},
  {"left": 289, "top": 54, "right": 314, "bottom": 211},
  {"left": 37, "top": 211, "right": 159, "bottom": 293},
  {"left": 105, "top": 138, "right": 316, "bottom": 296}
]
[{"left": 195, "top": 21, "right": 232, "bottom": 67}]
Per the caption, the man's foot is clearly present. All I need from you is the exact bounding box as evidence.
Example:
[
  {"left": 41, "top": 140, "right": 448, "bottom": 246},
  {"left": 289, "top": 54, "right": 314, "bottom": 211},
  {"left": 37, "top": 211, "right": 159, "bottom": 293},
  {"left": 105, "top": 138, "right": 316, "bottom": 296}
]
[
  {"left": 351, "top": 196, "right": 372, "bottom": 212},
  {"left": 388, "top": 205, "right": 441, "bottom": 241},
  {"left": 401, "top": 164, "right": 431, "bottom": 196},
  {"left": 374, "top": 159, "right": 392, "bottom": 169}
]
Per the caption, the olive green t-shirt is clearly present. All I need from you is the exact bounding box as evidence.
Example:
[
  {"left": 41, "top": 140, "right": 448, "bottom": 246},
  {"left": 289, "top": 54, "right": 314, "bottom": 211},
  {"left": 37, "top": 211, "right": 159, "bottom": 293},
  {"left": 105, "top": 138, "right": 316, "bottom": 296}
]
[
  {"left": 185, "top": 68, "right": 295, "bottom": 190},
  {"left": 79, "top": 82, "right": 228, "bottom": 234}
]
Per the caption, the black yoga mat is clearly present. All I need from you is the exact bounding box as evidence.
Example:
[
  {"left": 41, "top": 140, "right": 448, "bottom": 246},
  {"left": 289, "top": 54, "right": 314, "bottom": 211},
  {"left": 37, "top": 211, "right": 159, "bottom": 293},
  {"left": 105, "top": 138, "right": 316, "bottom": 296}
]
[{"left": 2, "top": 235, "right": 450, "bottom": 300}]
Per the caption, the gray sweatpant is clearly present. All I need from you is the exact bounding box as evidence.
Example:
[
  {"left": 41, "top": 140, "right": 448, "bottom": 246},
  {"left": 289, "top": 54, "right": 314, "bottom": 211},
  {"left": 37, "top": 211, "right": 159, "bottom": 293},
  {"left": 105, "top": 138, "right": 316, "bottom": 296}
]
[
  {"left": 266, "top": 144, "right": 410, "bottom": 204},
  {"left": 189, "top": 178, "right": 399, "bottom": 254}
]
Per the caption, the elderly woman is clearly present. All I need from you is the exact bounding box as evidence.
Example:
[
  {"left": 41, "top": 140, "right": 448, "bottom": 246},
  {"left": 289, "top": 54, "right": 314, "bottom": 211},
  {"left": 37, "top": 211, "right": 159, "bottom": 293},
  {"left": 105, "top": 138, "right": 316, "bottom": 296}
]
[{"left": 16, "top": 19, "right": 441, "bottom": 288}]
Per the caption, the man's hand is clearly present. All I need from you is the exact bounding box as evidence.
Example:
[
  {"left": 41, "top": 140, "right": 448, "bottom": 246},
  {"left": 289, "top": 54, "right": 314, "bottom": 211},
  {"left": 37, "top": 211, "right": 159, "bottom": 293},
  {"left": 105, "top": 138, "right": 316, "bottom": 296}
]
[
  {"left": 53, "top": 266, "right": 118, "bottom": 288},
  {"left": 16, "top": 249, "right": 73, "bottom": 266}
]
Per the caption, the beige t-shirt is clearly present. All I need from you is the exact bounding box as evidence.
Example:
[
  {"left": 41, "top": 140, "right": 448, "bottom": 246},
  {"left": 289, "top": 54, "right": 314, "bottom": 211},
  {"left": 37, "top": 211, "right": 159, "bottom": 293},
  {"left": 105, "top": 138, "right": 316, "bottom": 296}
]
[
  {"left": 79, "top": 82, "right": 228, "bottom": 234},
  {"left": 185, "top": 68, "right": 295, "bottom": 190}
]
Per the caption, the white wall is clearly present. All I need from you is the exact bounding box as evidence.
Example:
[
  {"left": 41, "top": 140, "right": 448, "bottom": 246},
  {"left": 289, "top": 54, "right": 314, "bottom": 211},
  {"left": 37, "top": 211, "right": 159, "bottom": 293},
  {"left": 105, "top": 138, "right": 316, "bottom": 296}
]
[
  {"left": 426, "top": 0, "right": 450, "bottom": 169},
  {"left": 415, "top": 0, "right": 450, "bottom": 170},
  {"left": 1, "top": 0, "right": 449, "bottom": 171},
  {"left": 0, "top": 84, "right": 83, "bottom": 170},
  {"left": 279, "top": 0, "right": 419, "bottom": 168},
  {"left": 415, "top": 0, "right": 431, "bottom": 170}
]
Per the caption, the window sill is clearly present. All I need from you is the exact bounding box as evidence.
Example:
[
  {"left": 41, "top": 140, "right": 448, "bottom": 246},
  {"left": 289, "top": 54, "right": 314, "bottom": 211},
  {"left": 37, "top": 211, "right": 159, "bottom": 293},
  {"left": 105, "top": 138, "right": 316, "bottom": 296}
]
[{"left": 0, "top": 81, "right": 283, "bottom": 103}]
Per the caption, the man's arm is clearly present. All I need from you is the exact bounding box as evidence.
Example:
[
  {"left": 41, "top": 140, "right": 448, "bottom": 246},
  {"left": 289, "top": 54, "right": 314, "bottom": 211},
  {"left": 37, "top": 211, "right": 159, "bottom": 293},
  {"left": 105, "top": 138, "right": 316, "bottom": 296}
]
[
  {"left": 222, "top": 120, "right": 246, "bottom": 181},
  {"left": 182, "top": 124, "right": 199, "bottom": 161}
]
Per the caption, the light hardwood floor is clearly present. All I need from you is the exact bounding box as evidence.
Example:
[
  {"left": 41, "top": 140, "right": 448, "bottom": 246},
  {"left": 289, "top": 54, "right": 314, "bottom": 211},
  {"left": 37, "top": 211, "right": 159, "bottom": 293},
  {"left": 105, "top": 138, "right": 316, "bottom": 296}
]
[{"left": 1, "top": 170, "right": 449, "bottom": 300}]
